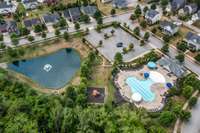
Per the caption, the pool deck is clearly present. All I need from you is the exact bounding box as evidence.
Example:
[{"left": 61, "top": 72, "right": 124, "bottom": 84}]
[{"left": 115, "top": 65, "right": 177, "bottom": 111}]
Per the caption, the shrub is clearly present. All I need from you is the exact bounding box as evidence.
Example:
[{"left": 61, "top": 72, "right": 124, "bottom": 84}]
[
  {"left": 189, "top": 97, "right": 198, "bottom": 108},
  {"left": 182, "top": 85, "right": 193, "bottom": 98},
  {"left": 159, "top": 111, "right": 176, "bottom": 127}
]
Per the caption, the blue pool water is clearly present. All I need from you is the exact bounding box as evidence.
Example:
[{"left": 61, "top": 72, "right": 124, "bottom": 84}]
[
  {"left": 8, "top": 49, "right": 81, "bottom": 89},
  {"left": 126, "top": 77, "right": 155, "bottom": 102}
]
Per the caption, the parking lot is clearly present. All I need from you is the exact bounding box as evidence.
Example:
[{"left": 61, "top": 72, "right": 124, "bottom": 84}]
[{"left": 85, "top": 27, "right": 153, "bottom": 62}]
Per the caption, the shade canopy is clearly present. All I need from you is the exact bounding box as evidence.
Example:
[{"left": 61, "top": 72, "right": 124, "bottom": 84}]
[
  {"left": 166, "top": 83, "right": 173, "bottom": 89},
  {"left": 147, "top": 61, "right": 157, "bottom": 69},
  {"left": 144, "top": 72, "right": 150, "bottom": 78},
  {"left": 131, "top": 92, "right": 142, "bottom": 102},
  {"left": 149, "top": 71, "right": 166, "bottom": 83}
]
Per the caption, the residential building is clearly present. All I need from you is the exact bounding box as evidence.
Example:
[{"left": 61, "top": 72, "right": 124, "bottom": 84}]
[
  {"left": 24, "top": 18, "right": 42, "bottom": 29},
  {"left": 80, "top": 6, "right": 97, "bottom": 16},
  {"left": 185, "top": 32, "right": 200, "bottom": 50},
  {"left": 183, "top": 4, "right": 198, "bottom": 15},
  {"left": 0, "top": 20, "right": 19, "bottom": 34},
  {"left": 158, "top": 57, "right": 186, "bottom": 78},
  {"left": 171, "top": 0, "right": 186, "bottom": 11},
  {"left": 22, "top": 0, "right": 39, "bottom": 10},
  {"left": 0, "top": 1, "right": 17, "bottom": 15},
  {"left": 112, "top": 0, "right": 127, "bottom": 9},
  {"left": 66, "top": 7, "right": 81, "bottom": 22},
  {"left": 42, "top": 13, "right": 60, "bottom": 26},
  {"left": 160, "top": 21, "right": 179, "bottom": 36},
  {"left": 145, "top": 9, "right": 161, "bottom": 24}
]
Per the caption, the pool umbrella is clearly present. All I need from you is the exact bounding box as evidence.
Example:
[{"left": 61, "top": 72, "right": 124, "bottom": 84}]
[
  {"left": 144, "top": 72, "right": 150, "bottom": 79},
  {"left": 131, "top": 92, "right": 142, "bottom": 103},
  {"left": 147, "top": 61, "right": 157, "bottom": 69},
  {"left": 166, "top": 83, "right": 173, "bottom": 89}
]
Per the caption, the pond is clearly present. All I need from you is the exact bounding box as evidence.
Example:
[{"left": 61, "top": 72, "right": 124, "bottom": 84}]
[
  {"left": 8, "top": 49, "right": 81, "bottom": 89},
  {"left": 181, "top": 98, "right": 200, "bottom": 133}
]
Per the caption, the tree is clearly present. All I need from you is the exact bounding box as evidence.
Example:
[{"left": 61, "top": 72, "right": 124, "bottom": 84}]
[
  {"left": 98, "top": 40, "right": 103, "bottom": 47},
  {"left": 34, "top": 25, "right": 43, "bottom": 33},
  {"left": 140, "top": 20, "right": 147, "bottom": 28},
  {"left": 194, "top": 54, "right": 200, "bottom": 63},
  {"left": 55, "top": 29, "right": 60, "bottom": 36},
  {"left": 74, "top": 22, "right": 80, "bottom": 30},
  {"left": 189, "top": 97, "right": 198, "bottom": 108},
  {"left": 0, "top": 34, "right": 3, "bottom": 41},
  {"left": 143, "top": 6, "right": 149, "bottom": 13},
  {"left": 63, "top": 31, "right": 69, "bottom": 41},
  {"left": 27, "top": 36, "right": 34, "bottom": 42},
  {"left": 144, "top": 32, "right": 150, "bottom": 41},
  {"left": 159, "top": 111, "right": 176, "bottom": 127},
  {"left": 114, "top": 52, "right": 123, "bottom": 65},
  {"left": 41, "top": 32, "right": 46, "bottom": 38},
  {"left": 161, "top": 0, "right": 169, "bottom": 7},
  {"left": 97, "top": 17, "right": 103, "bottom": 25},
  {"left": 175, "top": 53, "right": 185, "bottom": 63},
  {"left": 161, "top": 44, "right": 169, "bottom": 53},
  {"left": 80, "top": 14, "right": 90, "bottom": 23},
  {"left": 151, "top": 4, "right": 157, "bottom": 10},
  {"left": 134, "top": 5, "right": 142, "bottom": 18},
  {"left": 180, "top": 110, "right": 191, "bottom": 121},
  {"left": 93, "top": 10, "right": 102, "bottom": 20},
  {"left": 111, "top": 9, "right": 116, "bottom": 16},
  {"left": 58, "top": 17, "right": 67, "bottom": 28},
  {"left": 140, "top": 40, "right": 145, "bottom": 46},
  {"left": 130, "top": 14, "right": 136, "bottom": 21},
  {"left": 19, "top": 27, "right": 30, "bottom": 36},
  {"left": 163, "top": 35, "right": 170, "bottom": 43},
  {"left": 111, "top": 29, "right": 115, "bottom": 35},
  {"left": 128, "top": 43, "right": 134, "bottom": 50},
  {"left": 133, "top": 27, "right": 140, "bottom": 36},
  {"left": 182, "top": 85, "right": 193, "bottom": 98},
  {"left": 176, "top": 42, "right": 188, "bottom": 52},
  {"left": 104, "top": 33, "right": 109, "bottom": 39}
]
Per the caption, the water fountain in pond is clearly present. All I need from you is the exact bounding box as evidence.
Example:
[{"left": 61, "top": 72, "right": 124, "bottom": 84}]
[{"left": 43, "top": 64, "right": 52, "bottom": 72}]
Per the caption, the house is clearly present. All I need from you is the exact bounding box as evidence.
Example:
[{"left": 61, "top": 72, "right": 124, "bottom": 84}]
[
  {"left": 80, "top": 6, "right": 97, "bottom": 16},
  {"left": 0, "top": 2, "right": 17, "bottom": 15},
  {"left": 112, "top": 0, "right": 127, "bottom": 9},
  {"left": 183, "top": 4, "right": 198, "bottom": 15},
  {"left": 0, "top": 20, "right": 19, "bottom": 34},
  {"left": 43, "top": 0, "right": 58, "bottom": 5},
  {"left": 160, "top": 21, "right": 179, "bottom": 36},
  {"left": 158, "top": 57, "right": 186, "bottom": 78},
  {"left": 22, "top": 0, "right": 39, "bottom": 10},
  {"left": 171, "top": 0, "right": 186, "bottom": 11},
  {"left": 24, "top": 18, "right": 42, "bottom": 29},
  {"left": 185, "top": 32, "right": 200, "bottom": 50},
  {"left": 63, "top": 9, "right": 71, "bottom": 21},
  {"left": 67, "top": 7, "right": 81, "bottom": 22},
  {"left": 145, "top": 9, "right": 161, "bottom": 24},
  {"left": 42, "top": 13, "right": 60, "bottom": 25}
]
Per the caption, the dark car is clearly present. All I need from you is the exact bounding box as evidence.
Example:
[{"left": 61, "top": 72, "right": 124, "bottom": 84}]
[{"left": 116, "top": 42, "right": 123, "bottom": 47}]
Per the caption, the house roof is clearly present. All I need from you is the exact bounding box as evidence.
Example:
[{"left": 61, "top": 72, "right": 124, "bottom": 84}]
[
  {"left": 43, "top": 13, "right": 60, "bottom": 24},
  {"left": 0, "top": 20, "right": 19, "bottom": 34},
  {"left": 23, "top": 0, "right": 38, "bottom": 4},
  {"left": 186, "top": 32, "right": 200, "bottom": 44},
  {"left": 63, "top": 9, "right": 70, "bottom": 19},
  {"left": 171, "top": 0, "right": 186, "bottom": 10},
  {"left": 81, "top": 6, "right": 97, "bottom": 15},
  {"left": 24, "top": 18, "right": 42, "bottom": 28},
  {"left": 198, "top": 10, "right": 200, "bottom": 18},
  {"left": 183, "top": 3, "right": 198, "bottom": 14},
  {"left": 0, "top": 2, "right": 13, "bottom": 9},
  {"left": 113, "top": 0, "right": 127, "bottom": 8},
  {"left": 160, "top": 20, "right": 178, "bottom": 29},
  {"left": 68, "top": 7, "right": 81, "bottom": 21},
  {"left": 146, "top": 9, "right": 159, "bottom": 18},
  {"left": 158, "top": 57, "right": 186, "bottom": 77}
]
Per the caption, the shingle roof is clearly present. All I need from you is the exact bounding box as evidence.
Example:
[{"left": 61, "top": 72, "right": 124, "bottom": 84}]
[
  {"left": 160, "top": 20, "right": 178, "bottom": 29},
  {"left": 24, "top": 18, "right": 42, "bottom": 27},
  {"left": 68, "top": 7, "right": 81, "bottom": 22},
  {"left": 146, "top": 9, "right": 159, "bottom": 18},
  {"left": 0, "top": 2, "right": 13, "bottom": 9},
  {"left": 63, "top": 9, "right": 70, "bottom": 19},
  {"left": 158, "top": 57, "right": 186, "bottom": 77},
  {"left": 186, "top": 32, "right": 200, "bottom": 44},
  {"left": 183, "top": 3, "right": 198, "bottom": 14},
  {"left": 113, "top": 0, "right": 127, "bottom": 8},
  {"left": 43, "top": 13, "right": 60, "bottom": 23},
  {"left": 23, "top": 0, "right": 37, "bottom": 4},
  {"left": 81, "top": 6, "right": 97, "bottom": 15}
]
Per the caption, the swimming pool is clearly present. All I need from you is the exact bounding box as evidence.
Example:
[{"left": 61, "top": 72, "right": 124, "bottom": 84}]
[
  {"left": 126, "top": 77, "right": 155, "bottom": 102},
  {"left": 8, "top": 49, "right": 81, "bottom": 89}
]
